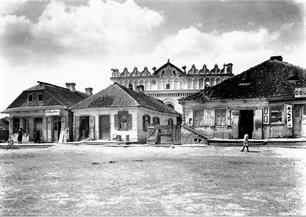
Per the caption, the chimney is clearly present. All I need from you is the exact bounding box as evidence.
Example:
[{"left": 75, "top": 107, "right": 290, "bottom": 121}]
[
  {"left": 270, "top": 56, "right": 283, "bottom": 61},
  {"left": 152, "top": 67, "right": 156, "bottom": 73},
  {"left": 136, "top": 85, "right": 144, "bottom": 93},
  {"left": 226, "top": 63, "right": 233, "bottom": 74},
  {"left": 66, "top": 82, "right": 76, "bottom": 92},
  {"left": 85, "top": 87, "right": 93, "bottom": 96},
  {"left": 182, "top": 66, "right": 186, "bottom": 73}
]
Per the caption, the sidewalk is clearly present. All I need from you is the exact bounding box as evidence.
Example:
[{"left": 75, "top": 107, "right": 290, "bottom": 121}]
[{"left": 0, "top": 142, "right": 54, "bottom": 149}]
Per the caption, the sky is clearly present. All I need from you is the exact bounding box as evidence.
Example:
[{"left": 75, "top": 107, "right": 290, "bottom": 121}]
[{"left": 0, "top": 0, "right": 305, "bottom": 116}]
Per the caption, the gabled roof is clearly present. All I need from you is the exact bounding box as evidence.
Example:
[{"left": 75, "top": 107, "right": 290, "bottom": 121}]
[
  {"left": 153, "top": 59, "right": 185, "bottom": 76},
  {"left": 181, "top": 58, "right": 306, "bottom": 102},
  {"left": 71, "top": 83, "right": 179, "bottom": 115},
  {"left": 6, "top": 81, "right": 88, "bottom": 109}
]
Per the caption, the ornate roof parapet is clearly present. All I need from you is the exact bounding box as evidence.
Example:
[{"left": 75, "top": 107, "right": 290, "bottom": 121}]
[
  {"left": 211, "top": 64, "right": 220, "bottom": 74},
  {"left": 131, "top": 67, "right": 140, "bottom": 76},
  {"left": 199, "top": 64, "right": 209, "bottom": 74},
  {"left": 121, "top": 67, "right": 131, "bottom": 77},
  {"left": 188, "top": 64, "right": 199, "bottom": 74},
  {"left": 111, "top": 68, "right": 120, "bottom": 77},
  {"left": 140, "top": 66, "right": 151, "bottom": 76}
]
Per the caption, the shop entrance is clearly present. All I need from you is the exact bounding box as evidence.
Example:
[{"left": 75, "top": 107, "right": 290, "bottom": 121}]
[
  {"left": 239, "top": 110, "right": 254, "bottom": 139},
  {"left": 99, "top": 115, "right": 110, "bottom": 140},
  {"left": 79, "top": 116, "right": 89, "bottom": 139},
  {"left": 34, "top": 117, "right": 43, "bottom": 141},
  {"left": 53, "top": 117, "right": 62, "bottom": 142}
]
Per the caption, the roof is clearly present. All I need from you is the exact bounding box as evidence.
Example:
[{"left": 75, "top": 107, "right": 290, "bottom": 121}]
[
  {"left": 181, "top": 58, "right": 306, "bottom": 102},
  {"left": 71, "top": 83, "right": 179, "bottom": 115},
  {"left": 153, "top": 60, "right": 185, "bottom": 76},
  {"left": 6, "top": 81, "right": 88, "bottom": 110}
]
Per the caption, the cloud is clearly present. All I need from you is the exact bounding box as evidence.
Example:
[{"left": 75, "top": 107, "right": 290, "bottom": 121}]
[
  {"left": 0, "top": 0, "right": 29, "bottom": 16},
  {"left": 152, "top": 25, "right": 303, "bottom": 73},
  {"left": 0, "top": 0, "right": 164, "bottom": 64}
]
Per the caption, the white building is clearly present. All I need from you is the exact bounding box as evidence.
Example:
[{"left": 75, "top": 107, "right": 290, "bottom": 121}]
[{"left": 110, "top": 59, "right": 234, "bottom": 113}]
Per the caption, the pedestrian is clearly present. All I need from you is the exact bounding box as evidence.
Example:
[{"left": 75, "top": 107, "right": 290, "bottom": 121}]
[
  {"left": 17, "top": 128, "right": 23, "bottom": 144},
  {"left": 241, "top": 133, "right": 249, "bottom": 152},
  {"left": 35, "top": 130, "right": 40, "bottom": 143}
]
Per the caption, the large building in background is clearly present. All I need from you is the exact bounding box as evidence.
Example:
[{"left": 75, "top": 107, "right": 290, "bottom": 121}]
[{"left": 110, "top": 60, "right": 234, "bottom": 113}]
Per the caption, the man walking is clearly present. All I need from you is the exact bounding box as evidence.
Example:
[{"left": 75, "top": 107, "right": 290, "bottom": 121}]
[{"left": 241, "top": 133, "right": 249, "bottom": 152}]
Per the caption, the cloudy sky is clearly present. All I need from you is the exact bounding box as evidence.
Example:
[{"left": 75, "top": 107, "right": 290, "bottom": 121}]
[{"left": 0, "top": 0, "right": 305, "bottom": 115}]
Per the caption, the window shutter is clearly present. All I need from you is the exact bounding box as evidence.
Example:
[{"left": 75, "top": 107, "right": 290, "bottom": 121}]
[
  {"left": 211, "top": 109, "right": 215, "bottom": 126},
  {"left": 127, "top": 114, "right": 132, "bottom": 130},
  {"left": 226, "top": 109, "right": 231, "bottom": 126},
  {"left": 114, "top": 114, "right": 118, "bottom": 130},
  {"left": 143, "top": 115, "right": 146, "bottom": 131}
]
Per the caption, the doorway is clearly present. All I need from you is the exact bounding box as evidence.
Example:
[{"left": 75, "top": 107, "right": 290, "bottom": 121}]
[
  {"left": 293, "top": 105, "right": 302, "bottom": 137},
  {"left": 34, "top": 117, "right": 43, "bottom": 141},
  {"left": 53, "top": 117, "right": 61, "bottom": 142},
  {"left": 99, "top": 115, "right": 110, "bottom": 140},
  {"left": 239, "top": 110, "right": 254, "bottom": 139},
  {"left": 79, "top": 116, "right": 89, "bottom": 139}
]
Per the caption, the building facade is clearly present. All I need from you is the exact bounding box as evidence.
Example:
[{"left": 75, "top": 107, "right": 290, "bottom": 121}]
[
  {"left": 71, "top": 83, "right": 180, "bottom": 143},
  {"left": 2, "top": 82, "right": 89, "bottom": 142},
  {"left": 110, "top": 59, "right": 234, "bottom": 113},
  {"left": 180, "top": 56, "right": 306, "bottom": 139}
]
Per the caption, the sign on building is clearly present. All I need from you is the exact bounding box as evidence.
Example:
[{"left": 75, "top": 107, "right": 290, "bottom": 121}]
[
  {"left": 294, "top": 88, "right": 306, "bottom": 98},
  {"left": 286, "top": 105, "right": 292, "bottom": 128},
  {"left": 45, "top": 109, "right": 60, "bottom": 116}
]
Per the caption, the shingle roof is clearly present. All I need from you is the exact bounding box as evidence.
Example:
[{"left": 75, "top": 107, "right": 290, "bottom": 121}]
[
  {"left": 0, "top": 117, "right": 9, "bottom": 130},
  {"left": 181, "top": 58, "right": 306, "bottom": 102},
  {"left": 6, "top": 81, "right": 88, "bottom": 109},
  {"left": 71, "top": 83, "right": 179, "bottom": 115}
]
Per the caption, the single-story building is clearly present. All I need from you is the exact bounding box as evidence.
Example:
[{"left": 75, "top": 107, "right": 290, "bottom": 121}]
[
  {"left": 2, "top": 81, "right": 89, "bottom": 142},
  {"left": 70, "top": 83, "right": 180, "bottom": 143},
  {"left": 0, "top": 117, "right": 9, "bottom": 142},
  {"left": 179, "top": 56, "right": 306, "bottom": 139}
]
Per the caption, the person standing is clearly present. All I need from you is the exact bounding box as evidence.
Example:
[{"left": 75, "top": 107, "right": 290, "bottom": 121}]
[
  {"left": 241, "top": 133, "right": 249, "bottom": 152},
  {"left": 17, "top": 128, "right": 23, "bottom": 144}
]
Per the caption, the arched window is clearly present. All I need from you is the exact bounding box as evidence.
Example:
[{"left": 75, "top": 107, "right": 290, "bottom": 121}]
[
  {"left": 188, "top": 78, "right": 193, "bottom": 89},
  {"left": 205, "top": 78, "right": 210, "bottom": 88},
  {"left": 143, "top": 115, "right": 151, "bottom": 132},
  {"left": 216, "top": 77, "right": 221, "bottom": 84},
  {"left": 210, "top": 78, "right": 215, "bottom": 86},
  {"left": 152, "top": 117, "right": 160, "bottom": 125},
  {"left": 168, "top": 118, "right": 173, "bottom": 126},
  {"left": 128, "top": 84, "right": 133, "bottom": 89},
  {"left": 166, "top": 83, "right": 170, "bottom": 89}
]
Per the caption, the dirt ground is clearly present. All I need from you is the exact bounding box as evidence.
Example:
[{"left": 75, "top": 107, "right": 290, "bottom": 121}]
[{"left": 0, "top": 144, "right": 305, "bottom": 215}]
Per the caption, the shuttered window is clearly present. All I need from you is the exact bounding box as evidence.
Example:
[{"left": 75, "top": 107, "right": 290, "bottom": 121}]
[
  {"left": 203, "top": 109, "right": 214, "bottom": 126},
  {"left": 270, "top": 106, "right": 283, "bottom": 123},
  {"left": 115, "top": 111, "right": 132, "bottom": 131},
  {"left": 193, "top": 109, "right": 204, "bottom": 126},
  {"left": 215, "top": 109, "right": 226, "bottom": 126},
  {"left": 153, "top": 117, "right": 160, "bottom": 125},
  {"left": 143, "top": 115, "right": 150, "bottom": 132}
]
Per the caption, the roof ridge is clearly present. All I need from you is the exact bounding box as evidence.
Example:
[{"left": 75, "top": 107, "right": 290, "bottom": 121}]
[{"left": 37, "top": 81, "right": 86, "bottom": 95}]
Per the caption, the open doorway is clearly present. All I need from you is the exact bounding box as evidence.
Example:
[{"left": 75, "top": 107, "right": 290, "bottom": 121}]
[
  {"left": 239, "top": 110, "right": 254, "bottom": 139},
  {"left": 53, "top": 117, "right": 61, "bottom": 142},
  {"left": 79, "top": 116, "right": 89, "bottom": 139}
]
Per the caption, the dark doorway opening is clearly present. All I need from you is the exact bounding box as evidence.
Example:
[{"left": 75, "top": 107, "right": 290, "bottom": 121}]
[
  {"left": 99, "top": 115, "right": 110, "bottom": 140},
  {"left": 53, "top": 117, "right": 61, "bottom": 142},
  {"left": 239, "top": 110, "right": 254, "bottom": 139},
  {"left": 79, "top": 116, "right": 89, "bottom": 139}
]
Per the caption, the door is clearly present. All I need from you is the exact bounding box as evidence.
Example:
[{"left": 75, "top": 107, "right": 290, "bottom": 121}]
[
  {"left": 293, "top": 104, "right": 302, "bottom": 137},
  {"left": 99, "top": 115, "right": 110, "bottom": 140},
  {"left": 53, "top": 117, "right": 61, "bottom": 142},
  {"left": 34, "top": 117, "right": 43, "bottom": 141},
  {"left": 239, "top": 110, "right": 254, "bottom": 139}
]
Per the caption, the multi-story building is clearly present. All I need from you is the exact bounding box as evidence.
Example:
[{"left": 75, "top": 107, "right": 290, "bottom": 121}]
[{"left": 110, "top": 59, "right": 233, "bottom": 113}]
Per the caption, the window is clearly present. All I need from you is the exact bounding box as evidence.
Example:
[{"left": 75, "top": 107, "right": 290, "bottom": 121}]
[
  {"left": 168, "top": 118, "right": 173, "bottom": 126},
  {"left": 143, "top": 115, "right": 150, "bottom": 132},
  {"left": 270, "top": 105, "right": 283, "bottom": 123},
  {"left": 28, "top": 94, "right": 33, "bottom": 102},
  {"left": 215, "top": 109, "right": 226, "bottom": 126},
  {"left": 152, "top": 117, "right": 160, "bottom": 125},
  {"left": 115, "top": 110, "right": 132, "bottom": 131},
  {"left": 193, "top": 109, "right": 204, "bottom": 126},
  {"left": 166, "top": 83, "right": 170, "bottom": 89},
  {"left": 38, "top": 94, "right": 43, "bottom": 102},
  {"left": 128, "top": 84, "right": 133, "bottom": 89},
  {"left": 203, "top": 109, "right": 214, "bottom": 126}
]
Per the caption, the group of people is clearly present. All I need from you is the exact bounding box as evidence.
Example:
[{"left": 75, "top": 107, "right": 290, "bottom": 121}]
[{"left": 10, "top": 128, "right": 41, "bottom": 144}]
